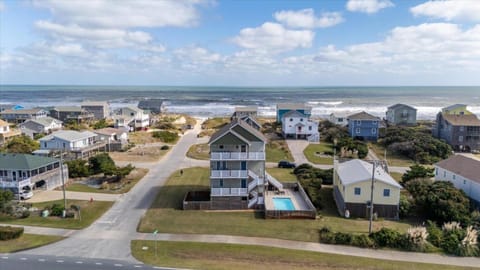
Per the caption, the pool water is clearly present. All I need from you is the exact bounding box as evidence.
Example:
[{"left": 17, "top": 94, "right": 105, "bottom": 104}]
[{"left": 273, "top": 198, "right": 295, "bottom": 210}]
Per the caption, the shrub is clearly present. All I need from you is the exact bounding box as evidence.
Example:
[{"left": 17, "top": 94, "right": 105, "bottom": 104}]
[
  {"left": 370, "top": 228, "right": 406, "bottom": 249},
  {"left": 399, "top": 193, "right": 413, "bottom": 219},
  {"left": 20, "top": 210, "right": 30, "bottom": 219},
  {"left": 160, "top": 145, "right": 170, "bottom": 150},
  {"left": 351, "top": 234, "right": 375, "bottom": 248},
  {"left": 0, "top": 226, "right": 24, "bottom": 240},
  {"left": 89, "top": 153, "right": 116, "bottom": 175},
  {"left": 426, "top": 220, "right": 443, "bottom": 247},
  {"left": 457, "top": 226, "right": 479, "bottom": 257},
  {"left": 334, "top": 232, "right": 353, "bottom": 245},
  {"left": 406, "top": 226, "right": 429, "bottom": 251},
  {"left": 441, "top": 229, "right": 464, "bottom": 255},
  {"left": 152, "top": 131, "right": 178, "bottom": 143},
  {"left": 65, "top": 159, "right": 90, "bottom": 178},
  {"left": 49, "top": 204, "right": 65, "bottom": 217}
]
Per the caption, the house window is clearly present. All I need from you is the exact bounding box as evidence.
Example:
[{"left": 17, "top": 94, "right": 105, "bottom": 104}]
[
  {"left": 44, "top": 142, "right": 47, "bottom": 148},
  {"left": 300, "top": 118, "right": 303, "bottom": 122},
  {"left": 219, "top": 179, "right": 224, "bottom": 188},
  {"left": 219, "top": 145, "right": 224, "bottom": 149},
  {"left": 309, "top": 126, "right": 312, "bottom": 131},
  {"left": 464, "top": 180, "right": 467, "bottom": 185},
  {"left": 290, "top": 118, "right": 293, "bottom": 122},
  {"left": 338, "top": 118, "right": 343, "bottom": 122},
  {"left": 443, "top": 171, "right": 446, "bottom": 177},
  {"left": 460, "top": 126, "right": 464, "bottom": 132},
  {"left": 356, "top": 120, "right": 361, "bottom": 125},
  {"left": 459, "top": 136, "right": 463, "bottom": 142},
  {"left": 383, "top": 189, "right": 390, "bottom": 197},
  {"left": 354, "top": 187, "right": 361, "bottom": 195},
  {"left": 356, "top": 128, "right": 361, "bottom": 134},
  {"left": 453, "top": 174, "right": 456, "bottom": 180},
  {"left": 373, "top": 121, "right": 378, "bottom": 125},
  {"left": 372, "top": 128, "right": 377, "bottom": 134},
  {"left": 241, "top": 179, "right": 247, "bottom": 188}
]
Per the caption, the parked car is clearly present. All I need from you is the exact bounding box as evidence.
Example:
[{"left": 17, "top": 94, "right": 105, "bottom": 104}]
[
  {"left": 278, "top": 160, "right": 296, "bottom": 168},
  {"left": 14, "top": 190, "right": 33, "bottom": 200}
]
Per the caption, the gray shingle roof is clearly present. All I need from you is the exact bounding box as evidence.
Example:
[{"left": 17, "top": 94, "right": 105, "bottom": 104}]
[
  {"left": 442, "top": 114, "right": 480, "bottom": 126},
  {"left": 0, "top": 153, "right": 59, "bottom": 170},
  {"left": 52, "top": 106, "right": 83, "bottom": 112},
  {"left": 40, "top": 130, "right": 97, "bottom": 142},
  {"left": 348, "top": 111, "right": 380, "bottom": 121},
  {"left": 208, "top": 119, "right": 267, "bottom": 144},
  {"left": 337, "top": 159, "right": 402, "bottom": 188},
  {"left": 24, "top": 117, "right": 62, "bottom": 127},
  {"left": 435, "top": 155, "right": 480, "bottom": 183},
  {"left": 387, "top": 103, "right": 417, "bottom": 111},
  {"left": 282, "top": 110, "right": 306, "bottom": 118}
]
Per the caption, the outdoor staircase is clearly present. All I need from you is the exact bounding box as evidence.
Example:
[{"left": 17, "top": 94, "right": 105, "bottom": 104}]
[
  {"left": 265, "top": 172, "right": 283, "bottom": 190},
  {"left": 248, "top": 192, "right": 258, "bottom": 208},
  {"left": 247, "top": 170, "right": 262, "bottom": 192}
]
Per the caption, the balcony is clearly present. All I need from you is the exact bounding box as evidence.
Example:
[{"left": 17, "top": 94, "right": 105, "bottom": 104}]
[
  {"left": 211, "top": 188, "right": 248, "bottom": 196},
  {"left": 211, "top": 170, "right": 248, "bottom": 178},
  {"left": 0, "top": 178, "right": 32, "bottom": 188},
  {"left": 210, "top": 152, "right": 265, "bottom": 161}
]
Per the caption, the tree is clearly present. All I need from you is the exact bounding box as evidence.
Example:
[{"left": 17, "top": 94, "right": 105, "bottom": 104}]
[
  {"left": 402, "top": 164, "right": 435, "bottom": 183},
  {"left": 0, "top": 190, "right": 13, "bottom": 210},
  {"left": 405, "top": 179, "right": 471, "bottom": 224},
  {"left": 65, "top": 159, "right": 90, "bottom": 178},
  {"left": 92, "top": 119, "right": 109, "bottom": 130},
  {"left": 89, "top": 153, "right": 116, "bottom": 175},
  {"left": 1, "top": 135, "right": 39, "bottom": 153}
]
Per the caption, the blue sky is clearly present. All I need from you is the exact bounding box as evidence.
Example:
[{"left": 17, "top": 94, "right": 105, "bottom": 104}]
[{"left": 1, "top": 0, "right": 480, "bottom": 86}]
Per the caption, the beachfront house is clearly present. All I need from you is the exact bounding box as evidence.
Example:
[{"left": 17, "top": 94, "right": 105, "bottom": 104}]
[
  {"left": 435, "top": 155, "right": 480, "bottom": 207},
  {"left": 386, "top": 104, "right": 417, "bottom": 126},
  {"left": 50, "top": 106, "right": 95, "bottom": 123},
  {"left": 281, "top": 110, "right": 319, "bottom": 142},
  {"left": 0, "top": 119, "right": 21, "bottom": 145},
  {"left": 18, "top": 117, "right": 63, "bottom": 139},
  {"left": 81, "top": 101, "right": 110, "bottom": 120},
  {"left": 231, "top": 107, "right": 261, "bottom": 130},
  {"left": 0, "top": 153, "right": 68, "bottom": 191},
  {"left": 432, "top": 104, "right": 480, "bottom": 152},
  {"left": 347, "top": 111, "right": 380, "bottom": 141},
  {"left": 113, "top": 107, "right": 150, "bottom": 131},
  {"left": 138, "top": 99, "right": 164, "bottom": 114},
  {"left": 36, "top": 130, "right": 106, "bottom": 159},
  {"left": 333, "top": 159, "right": 402, "bottom": 219},
  {"left": 0, "top": 108, "right": 47, "bottom": 124},
  {"left": 329, "top": 112, "right": 350, "bottom": 127},
  {"left": 276, "top": 103, "right": 311, "bottom": 123}
]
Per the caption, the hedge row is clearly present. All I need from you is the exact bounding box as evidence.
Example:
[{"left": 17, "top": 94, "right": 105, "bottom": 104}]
[{"left": 0, "top": 226, "right": 24, "bottom": 241}]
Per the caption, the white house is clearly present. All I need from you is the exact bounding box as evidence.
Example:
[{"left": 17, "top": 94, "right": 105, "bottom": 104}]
[
  {"left": 333, "top": 159, "right": 402, "bottom": 219},
  {"left": 113, "top": 107, "right": 150, "bottom": 130},
  {"left": 19, "top": 117, "right": 63, "bottom": 138},
  {"left": 39, "top": 130, "right": 98, "bottom": 151},
  {"left": 281, "top": 110, "right": 319, "bottom": 142},
  {"left": 329, "top": 112, "right": 350, "bottom": 127},
  {"left": 435, "top": 155, "right": 480, "bottom": 206}
]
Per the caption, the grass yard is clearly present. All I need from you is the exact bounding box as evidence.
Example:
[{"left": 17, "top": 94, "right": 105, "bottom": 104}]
[
  {"left": 265, "top": 139, "right": 294, "bottom": 162},
  {"left": 303, "top": 143, "right": 334, "bottom": 165},
  {"left": 266, "top": 168, "right": 297, "bottom": 183},
  {"left": 390, "top": 172, "right": 403, "bottom": 182},
  {"left": 369, "top": 143, "right": 415, "bottom": 167},
  {"left": 0, "top": 199, "right": 113, "bottom": 229},
  {"left": 138, "top": 168, "right": 411, "bottom": 243},
  {"left": 186, "top": 143, "right": 210, "bottom": 160},
  {"left": 128, "top": 131, "right": 163, "bottom": 144},
  {"left": 202, "top": 117, "right": 229, "bottom": 129},
  {"left": 66, "top": 168, "right": 149, "bottom": 194},
  {"left": 110, "top": 145, "right": 170, "bottom": 162},
  {"left": 0, "top": 234, "right": 64, "bottom": 253},
  {"left": 131, "top": 241, "right": 474, "bottom": 270}
]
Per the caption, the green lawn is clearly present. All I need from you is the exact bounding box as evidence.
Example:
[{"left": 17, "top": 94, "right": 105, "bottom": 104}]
[
  {"left": 0, "top": 199, "right": 113, "bottom": 229},
  {"left": 66, "top": 168, "right": 148, "bottom": 194},
  {"left": 202, "top": 117, "right": 229, "bottom": 129},
  {"left": 369, "top": 143, "right": 415, "bottom": 167},
  {"left": 266, "top": 139, "right": 294, "bottom": 162},
  {"left": 186, "top": 143, "right": 210, "bottom": 160},
  {"left": 131, "top": 241, "right": 473, "bottom": 270},
  {"left": 0, "top": 234, "right": 64, "bottom": 253},
  {"left": 303, "top": 143, "right": 334, "bottom": 165},
  {"left": 266, "top": 168, "right": 297, "bottom": 183},
  {"left": 138, "top": 168, "right": 411, "bottom": 242}
]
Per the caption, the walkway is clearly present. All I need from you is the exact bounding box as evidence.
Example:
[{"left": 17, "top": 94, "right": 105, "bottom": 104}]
[
  {"left": 29, "top": 191, "right": 120, "bottom": 203},
  {"left": 21, "top": 121, "right": 204, "bottom": 263},
  {"left": 285, "top": 139, "right": 334, "bottom": 169}
]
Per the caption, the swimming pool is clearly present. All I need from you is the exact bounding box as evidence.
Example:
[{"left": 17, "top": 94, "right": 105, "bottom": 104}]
[{"left": 273, "top": 197, "right": 295, "bottom": 211}]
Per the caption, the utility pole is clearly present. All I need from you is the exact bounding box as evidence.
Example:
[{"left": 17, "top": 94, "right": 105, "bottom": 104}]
[
  {"left": 368, "top": 160, "right": 376, "bottom": 234},
  {"left": 60, "top": 151, "right": 67, "bottom": 215}
]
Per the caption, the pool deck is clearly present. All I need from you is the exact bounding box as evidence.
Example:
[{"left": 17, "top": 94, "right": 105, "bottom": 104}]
[{"left": 264, "top": 188, "right": 311, "bottom": 211}]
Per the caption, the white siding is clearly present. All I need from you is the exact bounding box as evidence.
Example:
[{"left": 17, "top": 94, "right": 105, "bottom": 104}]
[{"left": 435, "top": 166, "right": 480, "bottom": 203}]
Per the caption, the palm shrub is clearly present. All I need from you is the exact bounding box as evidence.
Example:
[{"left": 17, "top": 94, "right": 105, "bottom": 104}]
[
  {"left": 406, "top": 226, "right": 429, "bottom": 251},
  {"left": 457, "top": 226, "right": 479, "bottom": 257},
  {"left": 441, "top": 222, "right": 465, "bottom": 255}
]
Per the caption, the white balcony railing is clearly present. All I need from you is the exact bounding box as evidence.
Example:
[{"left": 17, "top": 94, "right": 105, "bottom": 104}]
[
  {"left": 211, "top": 188, "right": 248, "bottom": 196},
  {"left": 0, "top": 178, "right": 32, "bottom": 188},
  {"left": 210, "top": 152, "right": 265, "bottom": 160},
  {"left": 211, "top": 170, "right": 248, "bottom": 178}
]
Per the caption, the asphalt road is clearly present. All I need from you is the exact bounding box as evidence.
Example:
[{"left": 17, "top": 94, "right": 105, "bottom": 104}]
[
  {"left": 21, "top": 122, "right": 203, "bottom": 263},
  {"left": 0, "top": 254, "right": 168, "bottom": 270}
]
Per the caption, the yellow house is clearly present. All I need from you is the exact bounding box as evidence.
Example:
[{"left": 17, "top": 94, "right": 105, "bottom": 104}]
[
  {"left": 333, "top": 159, "right": 402, "bottom": 219},
  {"left": 442, "top": 104, "right": 473, "bottom": 115}
]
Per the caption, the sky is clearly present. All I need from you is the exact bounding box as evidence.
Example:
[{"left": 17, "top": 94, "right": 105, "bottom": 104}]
[{"left": 1, "top": 0, "right": 480, "bottom": 86}]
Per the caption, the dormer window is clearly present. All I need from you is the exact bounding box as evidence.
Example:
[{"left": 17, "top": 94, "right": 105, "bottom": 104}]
[{"left": 290, "top": 118, "right": 293, "bottom": 122}]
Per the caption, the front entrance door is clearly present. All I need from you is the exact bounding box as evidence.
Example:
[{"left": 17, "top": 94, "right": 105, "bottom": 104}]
[{"left": 241, "top": 161, "right": 247, "bottom": 170}]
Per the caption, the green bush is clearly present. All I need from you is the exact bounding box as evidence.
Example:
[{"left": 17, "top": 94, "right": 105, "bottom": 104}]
[
  {"left": 65, "top": 159, "right": 90, "bottom": 178},
  {"left": 441, "top": 229, "right": 465, "bottom": 255},
  {"left": 160, "top": 145, "right": 170, "bottom": 150},
  {"left": 370, "top": 228, "right": 406, "bottom": 249},
  {"left": 49, "top": 204, "right": 65, "bottom": 217},
  {"left": 0, "top": 226, "right": 24, "bottom": 240},
  {"left": 334, "top": 232, "right": 353, "bottom": 245},
  {"left": 20, "top": 210, "right": 30, "bottom": 219},
  {"left": 89, "top": 153, "right": 116, "bottom": 175},
  {"left": 426, "top": 221, "right": 443, "bottom": 247},
  {"left": 152, "top": 131, "right": 178, "bottom": 143},
  {"left": 351, "top": 234, "right": 375, "bottom": 248}
]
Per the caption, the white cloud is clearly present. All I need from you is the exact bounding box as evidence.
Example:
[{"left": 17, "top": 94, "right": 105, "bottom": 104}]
[
  {"left": 410, "top": 0, "right": 480, "bottom": 22},
  {"left": 346, "top": 0, "right": 394, "bottom": 14},
  {"left": 274, "top": 9, "right": 343, "bottom": 29},
  {"left": 232, "top": 22, "right": 314, "bottom": 53},
  {"left": 174, "top": 46, "right": 222, "bottom": 64},
  {"left": 35, "top": 21, "right": 155, "bottom": 48},
  {"left": 33, "top": 0, "right": 207, "bottom": 28}
]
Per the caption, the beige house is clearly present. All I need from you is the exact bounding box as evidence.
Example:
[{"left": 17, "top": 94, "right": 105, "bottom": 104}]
[
  {"left": 0, "top": 119, "right": 21, "bottom": 145},
  {"left": 333, "top": 159, "right": 402, "bottom": 219}
]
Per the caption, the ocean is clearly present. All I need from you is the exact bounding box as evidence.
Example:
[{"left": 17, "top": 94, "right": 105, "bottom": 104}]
[{"left": 1, "top": 85, "right": 480, "bottom": 120}]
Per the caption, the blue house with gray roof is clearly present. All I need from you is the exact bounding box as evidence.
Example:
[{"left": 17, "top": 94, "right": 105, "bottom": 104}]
[{"left": 347, "top": 111, "right": 380, "bottom": 141}]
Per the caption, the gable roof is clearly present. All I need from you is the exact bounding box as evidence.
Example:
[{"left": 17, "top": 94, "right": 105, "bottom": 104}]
[
  {"left": 209, "top": 119, "right": 267, "bottom": 145},
  {"left": 442, "top": 114, "right": 480, "bottom": 126},
  {"left": 443, "top": 104, "right": 467, "bottom": 112},
  {"left": 22, "top": 117, "right": 62, "bottom": 127},
  {"left": 435, "top": 155, "right": 480, "bottom": 183},
  {"left": 138, "top": 99, "right": 163, "bottom": 107},
  {"left": 1, "top": 108, "right": 45, "bottom": 114},
  {"left": 0, "top": 153, "right": 59, "bottom": 170},
  {"left": 52, "top": 106, "right": 83, "bottom": 112},
  {"left": 337, "top": 159, "right": 402, "bottom": 188},
  {"left": 348, "top": 111, "right": 379, "bottom": 121},
  {"left": 40, "top": 130, "right": 97, "bottom": 142},
  {"left": 388, "top": 103, "right": 417, "bottom": 111},
  {"left": 282, "top": 110, "right": 307, "bottom": 118},
  {"left": 235, "top": 106, "right": 258, "bottom": 112},
  {"left": 94, "top": 127, "right": 127, "bottom": 136}
]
